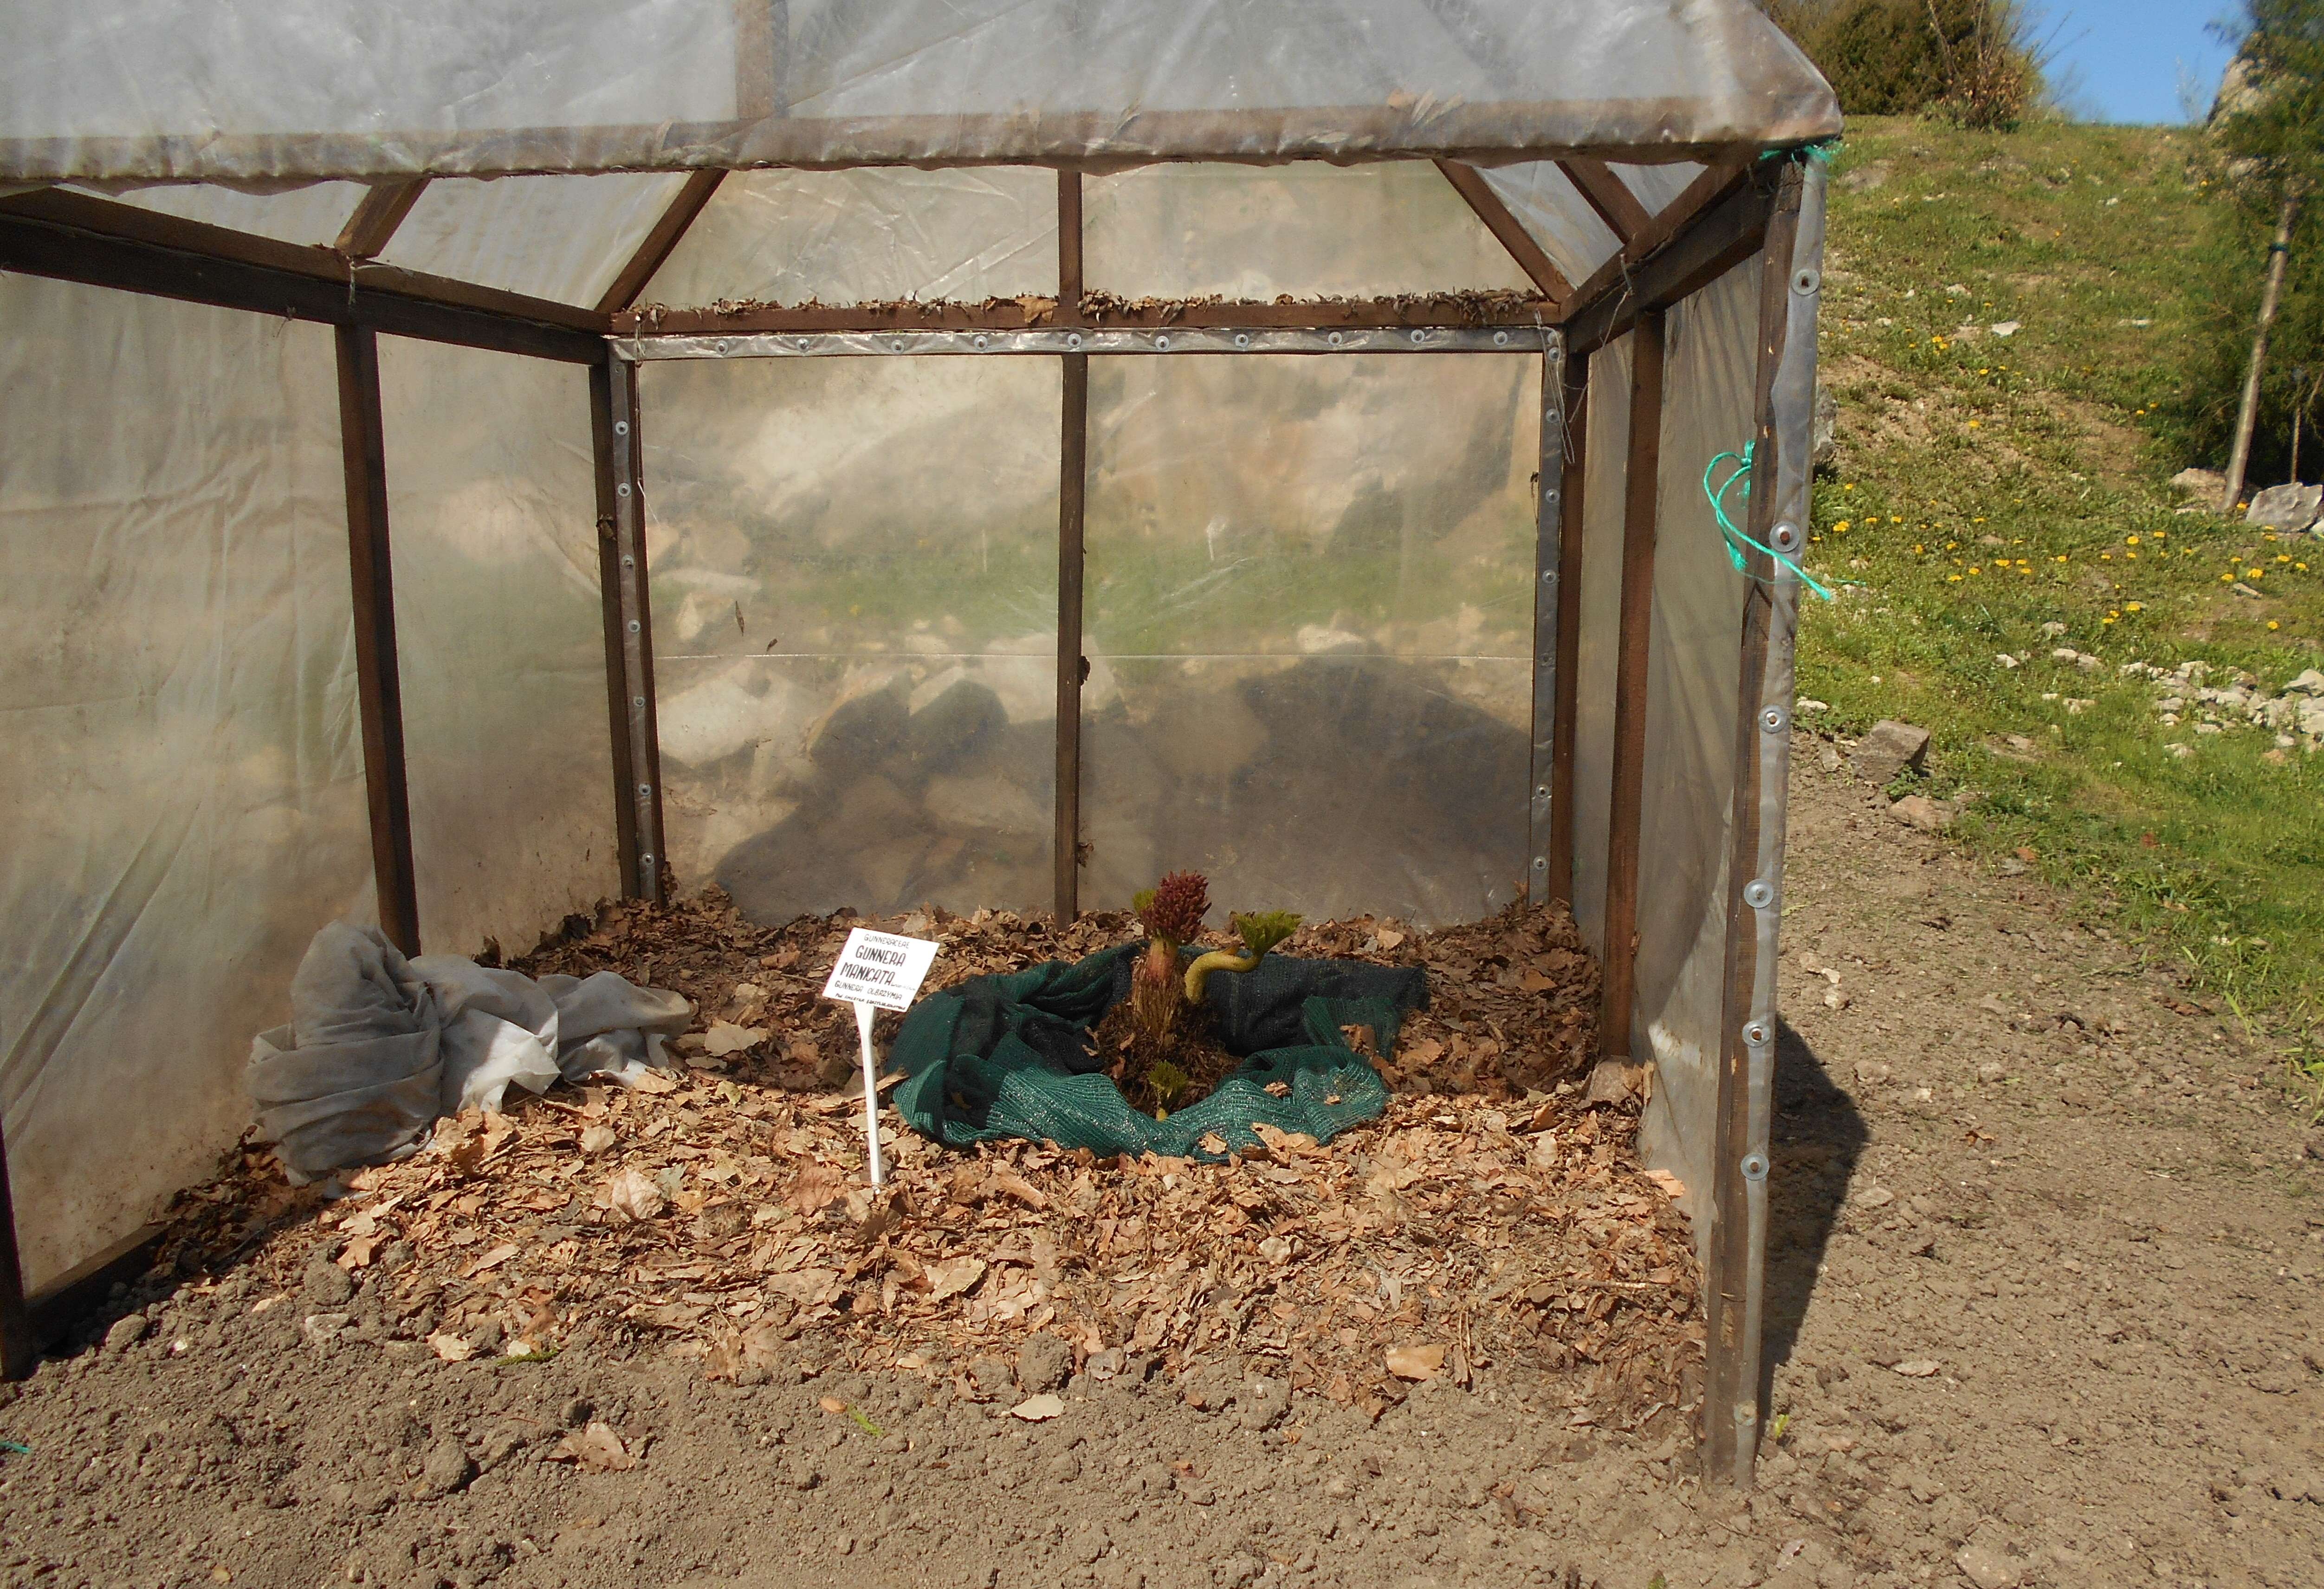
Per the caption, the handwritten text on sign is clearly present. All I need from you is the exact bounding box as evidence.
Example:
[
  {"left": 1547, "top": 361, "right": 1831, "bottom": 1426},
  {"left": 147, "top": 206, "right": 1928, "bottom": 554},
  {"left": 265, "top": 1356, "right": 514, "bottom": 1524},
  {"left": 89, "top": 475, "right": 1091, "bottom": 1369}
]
[{"left": 819, "top": 928, "right": 940, "bottom": 1013}]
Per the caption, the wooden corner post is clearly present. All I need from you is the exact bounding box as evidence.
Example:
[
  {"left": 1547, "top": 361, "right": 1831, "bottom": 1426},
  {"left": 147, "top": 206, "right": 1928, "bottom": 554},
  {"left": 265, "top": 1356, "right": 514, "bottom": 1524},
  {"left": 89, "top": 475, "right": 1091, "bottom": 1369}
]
[
  {"left": 1703, "top": 157, "right": 1822, "bottom": 1488},
  {"left": 599, "top": 355, "right": 668, "bottom": 904},
  {"left": 1053, "top": 170, "right": 1088, "bottom": 925},
  {"left": 335, "top": 322, "right": 422, "bottom": 954},
  {"left": 1597, "top": 309, "right": 1667, "bottom": 1057}
]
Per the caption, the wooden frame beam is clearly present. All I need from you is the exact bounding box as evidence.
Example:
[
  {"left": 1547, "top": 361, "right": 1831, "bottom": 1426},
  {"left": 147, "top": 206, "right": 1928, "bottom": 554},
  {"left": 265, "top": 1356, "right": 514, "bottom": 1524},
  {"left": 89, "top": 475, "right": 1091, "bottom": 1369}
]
[
  {"left": 1596, "top": 307, "right": 1666, "bottom": 1060},
  {"left": 334, "top": 177, "right": 427, "bottom": 259},
  {"left": 1434, "top": 159, "right": 1573, "bottom": 301},
  {"left": 1545, "top": 353, "right": 1590, "bottom": 906},
  {"left": 614, "top": 294, "right": 1555, "bottom": 337},
  {"left": 1560, "top": 161, "right": 1763, "bottom": 357},
  {"left": 1558, "top": 158, "right": 1651, "bottom": 242},
  {"left": 602, "top": 357, "right": 668, "bottom": 903},
  {"left": 0, "top": 189, "right": 606, "bottom": 357},
  {"left": 1053, "top": 171, "right": 1089, "bottom": 923},
  {"left": 1527, "top": 344, "right": 1577, "bottom": 904},
  {"left": 596, "top": 169, "right": 726, "bottom": 315},
  {"left": 335, "top": 323, "right": 423, "bottom": 955},
  {"left": 1704, "top": 158, "right": 1818, "bottom": 1488}
]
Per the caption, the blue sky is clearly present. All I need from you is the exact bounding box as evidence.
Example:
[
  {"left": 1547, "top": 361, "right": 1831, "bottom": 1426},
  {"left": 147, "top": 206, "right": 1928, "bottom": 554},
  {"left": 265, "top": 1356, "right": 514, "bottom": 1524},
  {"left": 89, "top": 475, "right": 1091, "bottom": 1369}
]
[{"left": 2033, "top": 0, "right": 2243, "bottom": 123}]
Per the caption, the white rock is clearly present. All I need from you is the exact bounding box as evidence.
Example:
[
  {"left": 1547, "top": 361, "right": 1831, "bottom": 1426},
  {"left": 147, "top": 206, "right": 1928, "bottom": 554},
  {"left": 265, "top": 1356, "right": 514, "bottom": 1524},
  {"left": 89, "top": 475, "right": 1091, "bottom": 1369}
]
[
  {"left": 2284, "top": 668, "right": 2324, "bottom": 696},
  {"left": 1988, "top": 321, "right": 2020, "bottom": 337},
  {"left": 1995, "top": 653, "right": 2021, "bottom": 669}
]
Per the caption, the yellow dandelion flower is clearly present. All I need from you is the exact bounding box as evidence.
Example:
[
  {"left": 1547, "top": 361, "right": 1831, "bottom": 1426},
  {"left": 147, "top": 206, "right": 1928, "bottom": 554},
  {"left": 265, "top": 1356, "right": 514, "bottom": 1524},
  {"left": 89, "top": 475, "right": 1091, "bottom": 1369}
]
[
  {"left": 1833, "top": 520, "right": 1851, "bottom": 532},
  {"left": 1948, "top": 574, "right": 1963, "bottom": 583},
  {"left": 2102, "top": 615, "right": 2117, "bottom": 624},
  {"left": 1914, "top": 543, "right": 1925, "bottom": 554},
  {"left": 2101, "top": 552, "right": 2113, "bottom": 560},
  {"left": 2125, "top": 602, "right": 2143, "bottom": 612},
  {"left": 2054, "top": 555, "right": 2067, "bottom": 563},
  {"left": 1967, "top": 420, "right": 1981, "bottom": 428},
  {"left": 2298, "top": 562, "right": 2310, "bottom": 571},
  {"left": 2126, "top": 551, "right": 2138, "bottom": 559},
  {"left": 2153, "top": 531, "right": 2167, "bottom": 540},
  {"left": 2125, "top": 536, "right": 2139, "bottom": 545},
  {"left": 1968, "top": 566, "right": 1982, "bottom": 575},
  {"left": 2276, "top": 554, "right": 2292, "bottom": 564},
  {"left": 1890, "top": 516, "right": 1903, "bottom": 524},
  {"left": 1842, "top": 483, "right": 1855, "bottom": 492},
  {"left": 2268, "top": 620, "right": 2281, "bottom": 630},
  {"left": 2221, "top": 572, "right": 2234, "bottom": 582}
]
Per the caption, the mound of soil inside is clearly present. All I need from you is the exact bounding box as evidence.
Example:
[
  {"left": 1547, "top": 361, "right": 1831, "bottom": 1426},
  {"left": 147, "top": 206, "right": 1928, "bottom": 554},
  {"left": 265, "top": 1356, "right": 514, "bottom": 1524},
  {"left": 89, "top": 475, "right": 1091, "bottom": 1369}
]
[{"left": 1086, "top": 994, "right": 1243, "bottom": 1116}]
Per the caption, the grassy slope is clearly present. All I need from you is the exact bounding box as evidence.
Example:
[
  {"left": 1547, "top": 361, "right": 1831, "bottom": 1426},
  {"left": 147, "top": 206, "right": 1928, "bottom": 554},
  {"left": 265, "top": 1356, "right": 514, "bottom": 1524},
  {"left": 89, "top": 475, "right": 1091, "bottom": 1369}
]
[{"left": 1806, "top": 118, "right": 2324, "bottom": 1088}]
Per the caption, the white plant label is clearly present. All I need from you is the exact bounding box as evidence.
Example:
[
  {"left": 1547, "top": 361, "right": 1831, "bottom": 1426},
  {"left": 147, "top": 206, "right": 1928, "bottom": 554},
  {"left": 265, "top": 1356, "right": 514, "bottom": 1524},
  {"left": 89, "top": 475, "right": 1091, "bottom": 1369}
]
[
  {"left": 821, "top": 927, "right": 940, "bottom": 1187},
  {"left": 820, "top": 928, "right": 940, "bottom": 1012}
]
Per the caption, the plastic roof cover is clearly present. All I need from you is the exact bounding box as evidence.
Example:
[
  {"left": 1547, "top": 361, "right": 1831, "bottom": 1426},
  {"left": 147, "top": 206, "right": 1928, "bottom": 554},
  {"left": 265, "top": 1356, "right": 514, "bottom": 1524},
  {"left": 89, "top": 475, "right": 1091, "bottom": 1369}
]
[{"left": 1, "top": 1, "right": 1838, "bottom": 182}]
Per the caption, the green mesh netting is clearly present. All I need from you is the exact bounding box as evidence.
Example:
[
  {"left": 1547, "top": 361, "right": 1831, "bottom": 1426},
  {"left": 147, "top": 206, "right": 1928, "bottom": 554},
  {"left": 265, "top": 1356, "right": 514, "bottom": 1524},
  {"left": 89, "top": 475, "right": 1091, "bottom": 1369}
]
[{"left": 889, "top": 944, "right": 1427, "bottom": 1159}]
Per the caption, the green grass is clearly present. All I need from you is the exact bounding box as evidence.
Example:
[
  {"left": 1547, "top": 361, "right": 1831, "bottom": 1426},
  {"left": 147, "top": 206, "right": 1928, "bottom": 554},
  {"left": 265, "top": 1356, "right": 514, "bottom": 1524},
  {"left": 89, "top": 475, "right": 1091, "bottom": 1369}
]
[{"left": 1805, "top": 118, "right": 2324, "bottom": 1079}]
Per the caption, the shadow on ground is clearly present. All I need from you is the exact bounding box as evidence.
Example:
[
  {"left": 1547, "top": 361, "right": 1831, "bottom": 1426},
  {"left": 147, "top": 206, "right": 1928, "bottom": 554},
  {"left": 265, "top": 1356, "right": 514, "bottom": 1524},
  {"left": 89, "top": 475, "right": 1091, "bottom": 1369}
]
[{"left": 1759, "top": 1016, "right": 1869, "bottom": 1408}]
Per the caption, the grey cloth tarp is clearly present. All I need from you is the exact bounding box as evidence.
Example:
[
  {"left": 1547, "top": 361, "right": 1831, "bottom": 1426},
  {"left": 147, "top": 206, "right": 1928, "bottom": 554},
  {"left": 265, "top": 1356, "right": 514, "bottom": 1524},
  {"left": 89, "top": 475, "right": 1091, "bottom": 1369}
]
[
  {"left": 246, "top": 921, "right": 691, "bottom": 1182},
  {"left": 2, "top": 0, "right": 1840, "bottom": 183}
]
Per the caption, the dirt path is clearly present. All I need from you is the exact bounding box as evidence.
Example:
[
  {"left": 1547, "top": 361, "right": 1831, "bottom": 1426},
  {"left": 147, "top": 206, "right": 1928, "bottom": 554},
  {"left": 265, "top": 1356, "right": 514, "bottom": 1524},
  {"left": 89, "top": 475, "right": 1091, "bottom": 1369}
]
[{"left": 0, "top": 743, "right": 2318, "bottom": 1589}]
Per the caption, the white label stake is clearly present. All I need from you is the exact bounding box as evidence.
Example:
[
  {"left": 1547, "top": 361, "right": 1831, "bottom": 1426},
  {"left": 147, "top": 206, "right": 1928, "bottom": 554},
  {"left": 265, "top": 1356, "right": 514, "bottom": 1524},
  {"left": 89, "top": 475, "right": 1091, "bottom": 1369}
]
[{"left": 820, "top": 927, "right": 941, "bottom": 1187}]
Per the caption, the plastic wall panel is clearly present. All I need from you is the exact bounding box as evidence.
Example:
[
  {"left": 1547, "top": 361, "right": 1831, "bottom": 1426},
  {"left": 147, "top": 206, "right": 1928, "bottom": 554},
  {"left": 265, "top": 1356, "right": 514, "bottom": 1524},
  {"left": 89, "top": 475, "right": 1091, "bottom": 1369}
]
[
  {"left": 0, "top": 279, "right": 371, "bottom": 1291},
  {"left": 1081, "top": 354, "right": 1535, "bottom": 926},
  {"left": 1632, "top": 259, "right": 1761, "bottom": 1252},
  {"left": 637, "top": 357, "right": 1062, "bottom": 921},
  {"left": 1567, "top": 333, "right": 1633, "bottom": 954},
  {"left": 381, "top": 173, "right": 695, "bottom": 305},
  {"left": 71, "top": 179, "right": 367, "bottom": 244},
  {"left": 1613, "top": 160, "right": 1709, "bottom": 214},
  {"left": 1085, "top": 162, "right": 1535, "bottom": 301},
  {"left": 644, "top": 168, "right": 1059, "bottom": 310},
  {"left": 377, "top": 339, "right": 620, "bottom": 958}
]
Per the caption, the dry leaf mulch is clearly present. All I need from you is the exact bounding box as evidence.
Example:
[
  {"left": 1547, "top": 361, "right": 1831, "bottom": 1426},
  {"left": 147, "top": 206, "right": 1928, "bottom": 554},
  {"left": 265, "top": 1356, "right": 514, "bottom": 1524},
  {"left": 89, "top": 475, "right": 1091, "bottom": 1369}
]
[{"left": 150, "top": 895, "right": 1699, "bottom": 1435}]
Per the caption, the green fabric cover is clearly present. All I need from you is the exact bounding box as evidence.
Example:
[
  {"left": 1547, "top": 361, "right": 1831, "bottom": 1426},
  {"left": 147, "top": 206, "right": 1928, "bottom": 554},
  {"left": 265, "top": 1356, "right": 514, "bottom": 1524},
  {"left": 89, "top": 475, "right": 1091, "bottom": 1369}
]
[{"left": 889, "top": 945, "right": 1427, "bottom": 1159}]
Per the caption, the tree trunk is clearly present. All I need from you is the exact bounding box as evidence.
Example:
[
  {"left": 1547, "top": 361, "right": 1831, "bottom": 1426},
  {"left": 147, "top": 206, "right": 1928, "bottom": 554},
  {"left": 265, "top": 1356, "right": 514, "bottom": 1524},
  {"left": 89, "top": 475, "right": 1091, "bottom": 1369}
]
[{"left": 2224, "top": 192, "right": 2302, "bottom": 513}]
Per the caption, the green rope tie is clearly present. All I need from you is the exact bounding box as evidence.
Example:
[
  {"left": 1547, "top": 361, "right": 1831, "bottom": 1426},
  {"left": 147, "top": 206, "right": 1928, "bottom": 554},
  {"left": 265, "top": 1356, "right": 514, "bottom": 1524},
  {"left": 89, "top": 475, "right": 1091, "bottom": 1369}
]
[{"left": 1703, "top": 444, "right": 1834, "bottom": 601}]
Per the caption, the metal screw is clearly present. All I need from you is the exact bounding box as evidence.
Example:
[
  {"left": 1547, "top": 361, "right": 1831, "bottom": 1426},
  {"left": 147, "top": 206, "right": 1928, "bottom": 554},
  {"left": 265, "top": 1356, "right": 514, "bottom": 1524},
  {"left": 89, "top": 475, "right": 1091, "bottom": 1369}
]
[
  {"left": 973, "top": 335, "right": 990, "bottom": 350},
  {"left": 1541, "top": 570, "right": 1556, "bottom": 583},
  {"left": 628, "top": 620, "right": 641, "bottom": 634},
  {"left": 1743, "top": 1019, "right": 1771, "bottom": 1046},
  {"left": 1409, "top": 330, "right": 1425, "bottom": 345},
  {"left": 616, "top": 482, "right": 631, "bottom": 498},
  {"left": 890, "top": 339, "right": 905, "bottom": 352},
  {"left": 637, "top": 784, "right": 652, "bottom": 798},
  {"left": 1771, "top": 522, "right": 1800, "bottom": 551},
  {"left": 1741, "top": 1152, "right": 1769, "bottom": 1181},
  {"left": 640, "top": 853, "right": 654, "bottom": 867},
  {"left": 1535, "top": 785, "right": 1549, "bottom": 799},
  {"left": 621, "top": 555, "right": 635, "bottom": 570},
  {"left": 1544, "top": 488, "right": 1560, "bottom": 505},
  {"left": 1531, "top": 856, "right": 1548, "bottom": 872},
  {"left": 1761, "top": 705, "right": 1787, "bottom": 733},
  {"left": 1733, "top": 1402, "right": 1759, "bottom": 1426},
  {"left": 1743, "top": 879, "right": 1774, "bottom": 909},
  {"left": 633, "top": 696, "right": 646, "bottom": 709},
  {"left": 1067, "top": 332, "right": 1083, "bottom": 350},
  {"left": 1493, "top": 330, "right": 1511, "bottom": 347},
  {"left": 1792, "top": 268, "right": 1820, "bottom": 296},
  {"left": 796, "top": 338, "right": 811, "bottom": 352},
  {"left": 1327, "top": 331, "right": 1344, "bottom": 348},
  {"left": 613, "top": 420, "right": 629, "bottom": 437},
  {"left": 1154, "top": 334, "right": 1171, "bottom": 351},
  {"left": 1546, "top": 343, "right": 1563, "bottom": 363},
  {"left": 1234, "top": 333, "right": 1251, "bottom": 348}
]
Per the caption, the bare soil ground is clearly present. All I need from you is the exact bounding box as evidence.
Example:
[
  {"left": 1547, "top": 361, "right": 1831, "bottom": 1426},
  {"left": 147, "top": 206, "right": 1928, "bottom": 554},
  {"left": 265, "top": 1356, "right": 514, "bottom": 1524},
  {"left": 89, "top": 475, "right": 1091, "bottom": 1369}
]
[{"left": 2, "top": 742, "right": 2319, "bottom": 1589}]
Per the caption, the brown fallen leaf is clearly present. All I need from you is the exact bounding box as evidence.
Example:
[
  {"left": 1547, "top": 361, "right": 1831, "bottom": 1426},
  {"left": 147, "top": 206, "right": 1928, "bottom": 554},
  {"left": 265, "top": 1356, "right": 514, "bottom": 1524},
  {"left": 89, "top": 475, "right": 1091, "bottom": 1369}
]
[
  {"left": 578, "top": 1124, "right": 618, "bottom": 1154},
  {"left": 604, "top": 1166, "right": 667, "bottom": 1222},
  {"left": 550, "top": 1422, "right": 637, "bottom": 1472},
  {"left": 463, "top": 1242, "right": 519, "bottom": 1278},
  {"left": 1010, "top": 1394, "right": 1064, "bottom": 1421},
  {"left": 1385, "top": 1343, "right": 1445, "bottom": 1381},
  {"left": 627, "top": 1068, "right": 679, "bottom": 1095},
  {"left": 785, "top": 1162, "right": 847, "bottom": 1214},
  {"left": 986, "top": 1169, "right": 1049, "bottom": 1211},
  {"left": 1642, "top": 1168, "right": 1686, "bottom": 1199},
  {"left": 427, "top": 1332, "right": 476, "bottom": 1363},
  {"left": 925, "top": 1256, "right": 986, "bottom": 1301},
  {"left": 817, "top": 1395, "right": 848, "bottom": 1414},
  {"left": 1890, "top": 1359, "right": 1941, "bottom": 1378}
]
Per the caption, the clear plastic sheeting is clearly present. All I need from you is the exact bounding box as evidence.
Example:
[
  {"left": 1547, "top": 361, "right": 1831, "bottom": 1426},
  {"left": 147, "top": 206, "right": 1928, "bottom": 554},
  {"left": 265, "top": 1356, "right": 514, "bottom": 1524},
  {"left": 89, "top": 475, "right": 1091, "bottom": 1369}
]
[
  {"left": 380, "top": 173, "right": 695, "bottom": 306},
  {"left": 643, "top": 168, "right": 1058, "bottom": 311},
  {"left": 68, "top": 179, "right": 367, "bottom": 245},
  {"left": 1081, "top": 355, "right": 1535, "bottom": 926},
  {"left": 376, "top": 337, "right": 620, "bottom": 959},
  {"left": 1567, "top": 333, "right": 1634, "bottom": 955},
  {"left": 0, "top": 1, "right": 1841, "bottom": 182},
  {"left": 1478, "top": 164, "right": 1625, "bottom": 289},
  {"left": 1085, "top": 162, "right": 1534, "bottom": 302},
  {"left": 1632, "top": 259, "right": 1761, "bottom": 1258},
  {"left": 636, "top": 357, "right": 1062, "bottom": 922},
  {"left": 1615, "top": 160, "right": 1710, "bottom": 214},
  {"left": 0, "top": 279, "right": 371, "bottom": 1292}
]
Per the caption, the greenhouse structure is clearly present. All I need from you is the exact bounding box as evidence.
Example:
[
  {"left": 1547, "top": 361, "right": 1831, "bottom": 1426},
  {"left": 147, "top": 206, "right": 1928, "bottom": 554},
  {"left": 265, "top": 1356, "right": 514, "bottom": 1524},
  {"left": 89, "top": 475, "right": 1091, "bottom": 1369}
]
[{"left": 0, "top": 0, "right": 1839, "bottom": 1481}]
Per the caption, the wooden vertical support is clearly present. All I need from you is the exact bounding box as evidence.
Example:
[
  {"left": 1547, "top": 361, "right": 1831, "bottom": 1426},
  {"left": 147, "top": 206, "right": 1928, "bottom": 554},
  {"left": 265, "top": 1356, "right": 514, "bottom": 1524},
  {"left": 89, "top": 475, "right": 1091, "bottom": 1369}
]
[
  {"left": 1053, "top": 171, "right": 1088, "bottom": 924},
  {"left": 589, "top": 356, "right": 644, "bottom": 891},
  {"left": 335, "top": 323, "right": 422, "bottom": 954},
  {"left": 1704, "top": 160, "right": 1820, "bottom": 1488},
  {"left": 1526, "top": 334, "right": 1573, "bottom": 904},
  {"left": 0, "top": 1126, "right": 31, "bottom": 1380},
  {"left": 1546, "top": 352, "right": 1590, "bottom": 906},
  {"left": 603, "top": 357, "right": 668, "bottom": 903},
  {"left": 1596, "top": 309, "right": 1666, "bottom": 1057}
]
